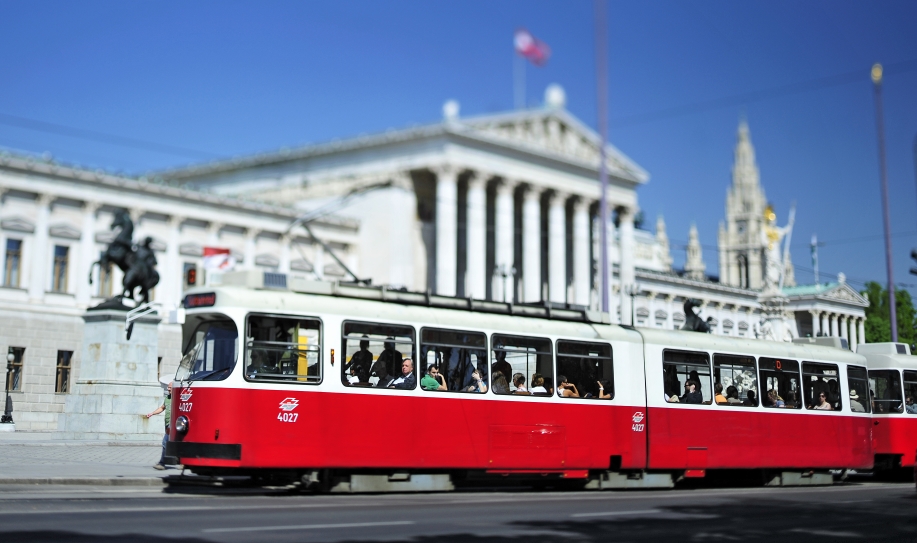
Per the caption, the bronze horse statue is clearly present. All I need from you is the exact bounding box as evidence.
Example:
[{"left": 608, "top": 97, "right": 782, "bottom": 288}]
[
  {"left": 88, "top": 211, "right": 160, "bottom": 306},
  {"left": 681, "top": 298, "right": 712, "bottom": 333}
]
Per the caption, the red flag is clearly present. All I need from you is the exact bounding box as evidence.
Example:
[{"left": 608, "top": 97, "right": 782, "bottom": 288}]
[
  {"left": 514, "top": 28, "right": 551, "bottom": 66},
  {"left": 203, "top": 247, "right": 236, "bottom": 272}
]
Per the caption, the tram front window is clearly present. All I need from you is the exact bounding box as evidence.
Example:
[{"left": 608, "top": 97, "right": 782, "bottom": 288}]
[
  {"left": 869, "top": 370, "right": 904, "bottom": 414},
  {"left": 176, "top": 315, "right": 238, "bottom": 382},
  {"left": 245, "top": 315, "right": 322, "bottom": 384}
]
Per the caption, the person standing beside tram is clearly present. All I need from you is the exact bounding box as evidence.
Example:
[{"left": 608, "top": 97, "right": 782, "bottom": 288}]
[{"left": 146, "top": 382, "right": 173, "bottom": 470}]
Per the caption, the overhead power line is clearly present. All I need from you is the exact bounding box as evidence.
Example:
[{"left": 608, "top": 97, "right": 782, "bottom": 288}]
[
  {"left": 0, "top": 112, "right": 222, "bottom": 160},
  {"left": 612, "top": 58, "right": 917, "bottom": 127}
]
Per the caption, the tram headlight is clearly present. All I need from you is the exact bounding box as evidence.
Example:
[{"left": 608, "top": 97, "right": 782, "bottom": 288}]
[{"left": 175, "top": 415, "right": 189, "bottom": 435}]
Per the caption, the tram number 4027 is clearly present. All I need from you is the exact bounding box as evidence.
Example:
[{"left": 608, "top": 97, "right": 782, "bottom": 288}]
[
  {"left": 179, "top": 403, "right": 192, "bottom": 413},
  {"left": 277, "top": 412, "right": 299, "bottom": 423}
]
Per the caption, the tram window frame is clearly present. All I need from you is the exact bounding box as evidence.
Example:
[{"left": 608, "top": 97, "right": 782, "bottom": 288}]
[
  {"left": 341, "top": 321, "right": 416, "bottom": 390},
  {"left": 868, "top": 369, "right": 904, "bottom": 414},
  {"left": 419, "top": 328, "right": 488, "bottom": 394},
  {"left": 846, "top": 365, "right": 871, "bottom": 413},
  {"left": 662, "top": 350, "right": 712, "bottom": 405},
  {"left": 903, "top": 371, "right": 917, "bottom": 414},
  {"left": 713, "top": 354, "right": 758, "bottom": 407},
  {"left": 802, "top": 362, "right": 842, "bottom": 411},
  {"left": 555, "top": 340, "right": 614, "bottom": 400},
  {"left": 758, "top": 358, "right": 801, "bottom": 409},
  {"left": 491, "top": 334, "right": 553, "bottom": 397},
  {"left": 176, "top": 314, "right": 239, "bottom": 382},
  {"left": 243, "top": 313, "right": 323, "bottom": 385}
]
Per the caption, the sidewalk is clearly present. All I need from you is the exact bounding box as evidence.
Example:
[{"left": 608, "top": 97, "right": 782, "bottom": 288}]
[{"left": 0, "top": 431, "right": 173, "bottom": 486}]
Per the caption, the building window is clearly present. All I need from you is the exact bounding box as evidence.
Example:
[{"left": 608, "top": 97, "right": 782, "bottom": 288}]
[
  {"left": 4, "top": 239, "right": 22, "bottom": 287},
  {"left": 52, "top": 245, "right": 69, "bottom": 292},
  {"left": 56, "top": 351, "right": 73, "bottom": 393},
  {"left": 98, "top": 264, "right": 114, "bottom": 297},
  {"left": 6, "top": 347, "right": 24, "bottom": 391}
]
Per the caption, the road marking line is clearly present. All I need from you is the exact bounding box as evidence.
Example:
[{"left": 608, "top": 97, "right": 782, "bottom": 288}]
[
  {"left": 0, "top": 502, "right": 382, "bottom": 516},
  {"left": 572, "top": 509, "right": 660, "bottom": 518},
  {"left": 203, "top": 520, "right": 415, "bottom": 533}
]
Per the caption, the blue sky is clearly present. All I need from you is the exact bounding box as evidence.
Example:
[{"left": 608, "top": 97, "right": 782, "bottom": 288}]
[{"left": 1, "top": 1, "right": 916, "bottom": 296}]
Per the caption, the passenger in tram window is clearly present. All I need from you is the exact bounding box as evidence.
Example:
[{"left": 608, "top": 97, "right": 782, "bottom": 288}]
[
  {"left": 543, "top": 378, "right": 555, "bottom": 396},
  {"left": 377, "top": 339, "right": 404, "bottom": 379},
  {"left": 664, "top": 366, "right": 680, "bottom": 399},
  {"left": 681, "top": 380, "right": 703, "bottom": 404},
  {"left": 827, "top": 379, "right": 841, "bottom": 410},
  {"left": 344, "top": 336, "right": 373, "bottom": 384},
  {"left": 784, "top": 390, "right": 797, "bottom": 408},
  {"left": 389, "top": 358, "right": 416, "bottom": 390},
  {"left": 743, "top": 390, "right": 757, "bottom": 407},
  {"left": 246, "top": 349, "right": 269, "bottom": 378},
  {"left": 849, "top": 390, "right": 866, "bottom": 413},
  {"left": 347, "top": 365, "right": 361, "bottom": 384},
  {"left": 491, "top": 350, "right": 513, "bottom": 390},
  {"left": 371, "top": 359, "right": 394, "bottom": 388},
  {"left": 529, "top": 374, "right": 547, "bottom": 394},
  {"left": 464, "top": 369, "right": 487, "bottom": 393},
  {"left": 689, "top": 370, "right": 702, "bottom": 392},
  {"left": 905, "top": 396, "right": 917, "bottom": 414},
  {"left": 714, "top": 383, "right": 727, "bottom": 404},
  {"left": 766, "top": 389, "right": 785, "bottom": 408},
  {"left": 512, "top": 373, "right": 527, "bottom": 392},
  {"left": 597, "top": 380, "right": 612, "bottom": 399},
  {"left": 421, "top": 364, "right": 448, "bottom": 391},
  {"left": 812, "top": 392, "right": 833, "bottom": 410},
  {"left": 725, "top": 386, "right": 742, "bottom": 404},
  {"left": 870, "top": 390, "right": 882, "bottom": 413},
  {"left": 491, "top": 371, "right": 510, "bottom": 394},
  {"left": 557, "top": 375, "right": 580, "bottom": 398}
]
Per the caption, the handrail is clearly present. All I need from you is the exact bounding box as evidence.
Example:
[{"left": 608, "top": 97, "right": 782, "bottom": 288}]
[{"left": 125, "top": 302, "right": 162, "bottom": 340}]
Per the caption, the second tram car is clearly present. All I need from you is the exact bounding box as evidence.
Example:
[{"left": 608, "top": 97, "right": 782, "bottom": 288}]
[{"left": 164, "top": 272, "right": 910, "bottom": 491}]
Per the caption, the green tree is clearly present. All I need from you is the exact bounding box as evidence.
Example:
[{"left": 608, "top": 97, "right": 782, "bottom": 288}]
[{"left": 861, "top": 281, "right": 917, "bottom": 348}]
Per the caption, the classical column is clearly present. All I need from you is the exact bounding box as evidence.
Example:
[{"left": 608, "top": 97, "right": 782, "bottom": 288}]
[
  {"left": 618, "top": 207, "right": 636, "bottom": 325},
  {"left": 666, "top": 295, "right": 676, "bottom": 330},
  {"left": 810, "top": 310, "right": 821, "bottom": 337},
  {"left": 820, "top": 312, "right": 829, "bottom": 337},
  {"left": 165, "top": 216, "right": 183, "bottom": 303},
  {"left": 244, "top": 228, "right": 258, "bottom": 271},
  {"left": 848, "top": 317, "right": 858, "bottom": 351},
  {"left": 207, "top": 222, "right": 222, "bottom": 245},
  {"left": 76, "top": 201, "right": 101, "bottom": 307},
  {"left": 572, "top": 198, "right": 590, "bottom": 306},
  {"left": 278, "top": 234, "right": 291, "bottom": 273},
  {"left": 830, "top": 313, "right": 838, "bottom": 337},
  {"left": 493, "top": 179, "right": 516, "bottom": 303},
  {"left": 313, "top": 242, "right": 325, "bottom": 279},
  {"left": 839, "top": 315, "right": 848, "bottom": 340},
  {"left": 547, "top": 191, "right": 567, "bottom": 304},
  {"left": 465, "top": 172, "right": 487, "bottom": 299},
  {"left": 434, "top": 165, "right": 458, "bottom": 296},
  {"left": 521, "top": 184, "right": 542, "bottom": 303},
  {"left": 28, "top": 194, "right": 52, "bottom": 302},
  {"left": 858, "top": 318, "right": 866, "bottom": 346}
]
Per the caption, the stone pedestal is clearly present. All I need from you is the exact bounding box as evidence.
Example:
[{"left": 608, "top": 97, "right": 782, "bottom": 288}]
[
  {"left": 756, "top": 289, "right": 798, "bottom": 342},
  {"left": 57, "top": 309, "right": 165, "bottom": 441}
]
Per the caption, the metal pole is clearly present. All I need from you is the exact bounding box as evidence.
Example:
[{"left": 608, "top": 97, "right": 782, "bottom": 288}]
[
  {"left": 2, "top": 353, "right": 13, "bottom": 424},
  {"left": 872, "top": 63, "right": 897, "bottom": 342},
  {"left": 594, "top": 0, "right": 610, "bottom": 313}
]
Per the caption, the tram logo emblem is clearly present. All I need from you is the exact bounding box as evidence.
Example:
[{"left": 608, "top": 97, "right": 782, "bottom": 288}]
[
  {"left": 279, "top": 398, "right": 299, "bottom": 412},
  {"left": 632, "top": 411, "right": 645, "bottom": 424},
  {"left": 180, "top": 388, "right": 193, "bottom": 402}
]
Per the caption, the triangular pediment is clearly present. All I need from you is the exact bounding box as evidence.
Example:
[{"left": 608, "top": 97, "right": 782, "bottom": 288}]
[
  {"left": 49, "top": 222, "right": 81, "bottom": 240},
  {"left": 822, "top": 283, "right": 869, "bottom": 306},
  {"left": 461, "top": 110, "right": 648, "bottom": 184},
  {"left": 179, "top": 242, "right": 203, "bottom": 257},
  {"left": 1, "top": 215, "right": 35, "bottom": 233}
]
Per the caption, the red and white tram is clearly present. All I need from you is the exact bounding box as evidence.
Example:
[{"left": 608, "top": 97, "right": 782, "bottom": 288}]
[
  {"left": 164, "top": 272, "right": 909, "bottom": 491},
  {"left": 858, "top": 342, "right": 917, "bottom": 471}
]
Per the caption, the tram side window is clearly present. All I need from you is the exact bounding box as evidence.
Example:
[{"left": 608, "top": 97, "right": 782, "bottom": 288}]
[
  {"left": 869, "top": 370, "right": 903, "bottom": 414},
  {"left": 663, "top": 350, "right": 711, "bottom": 404},
  {"left": 758, "top": 358, "right": 801, "bottom": 409},
  {"left": 713, "top": 355, "right": 758, "bottom": 407},
  {"left": 556, "top": 341, "right": 613, "bottom": 399},
  {"left": 491, "top": 334, "right": 553, "bottom": 396},
  {"left": 903, "top": 371, "right": 917, "bottom": 414},
  {"left": 342, "top": 321, "right": 416, "bottom": 389},
  {"left": 419, "top": 328, "right": 488, "bottom": 393},
  {"left": 176, "top": 315, "right": 239, "bottom": 382},
  {"left": 245, "top": 315, "right": 322, "bottom": 384},
  {"left": 802, "top": 362, "right": 842, "bottom": 411},
  {"left": 846, "top": 366, "right": 871, "bottom": 413}
]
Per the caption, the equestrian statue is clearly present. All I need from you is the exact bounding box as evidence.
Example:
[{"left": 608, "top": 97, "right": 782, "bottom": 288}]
[
  {"left": 88, "top": 210, "right": 160, "bottom": 306},
  {"left": 681, "top": 299, "right": 712, "bottom": 334}
]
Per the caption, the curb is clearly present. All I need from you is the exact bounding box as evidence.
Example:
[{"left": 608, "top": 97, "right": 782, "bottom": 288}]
[{"left": 0, "top": 477, "right": 166, "bottom": 486}]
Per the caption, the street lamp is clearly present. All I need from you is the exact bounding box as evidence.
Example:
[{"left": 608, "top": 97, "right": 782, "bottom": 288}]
[{"left": 1, "top": 352, "right": 14, "bottom": 425}]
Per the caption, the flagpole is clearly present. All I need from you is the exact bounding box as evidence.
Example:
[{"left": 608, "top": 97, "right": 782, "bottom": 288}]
[
  {"left": 594, "top": 0, "right": 610, "bottom": 313},
  {"left": 872, "top": 63, "right": 897, "bottom": 342}
]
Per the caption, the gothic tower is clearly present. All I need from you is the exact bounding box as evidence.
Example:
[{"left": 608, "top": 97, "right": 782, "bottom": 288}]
[{"left": 717, "top": 120, "right": 769, "bottom": 289}]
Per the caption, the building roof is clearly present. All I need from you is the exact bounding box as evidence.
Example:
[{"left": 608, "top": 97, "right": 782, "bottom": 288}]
[{"left": 782, "top": 281, "right": 869, "bottom": 308}]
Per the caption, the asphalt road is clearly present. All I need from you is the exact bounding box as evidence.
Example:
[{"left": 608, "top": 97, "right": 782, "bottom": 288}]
[{"left": 0, "top": 482, "right": 914, "bottom": 542}]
